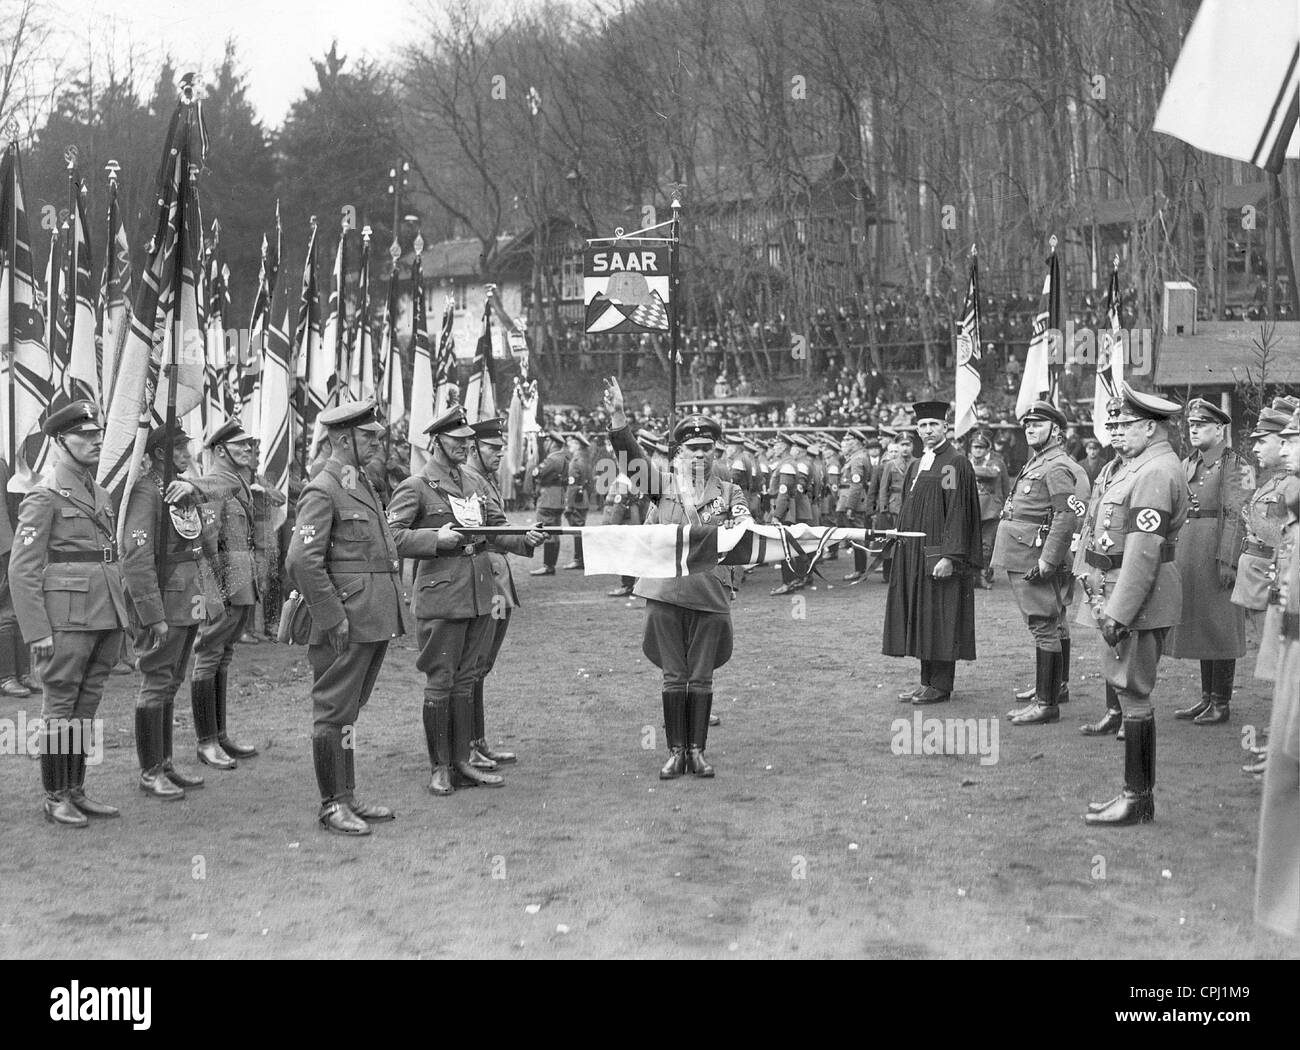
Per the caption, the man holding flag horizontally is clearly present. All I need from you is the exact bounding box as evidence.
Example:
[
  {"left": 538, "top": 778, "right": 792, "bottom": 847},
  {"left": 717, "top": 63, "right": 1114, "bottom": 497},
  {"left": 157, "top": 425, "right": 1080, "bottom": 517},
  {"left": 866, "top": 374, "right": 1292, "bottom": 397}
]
[
  {"left": 1016, "top": 237, "right": 1061, "bottom": 420},
  {"left": 603, "top": 377, "right": 749, "bottom": 780},
  {"left": 953, "top": 246, "right": 982, "bottom": 440}
]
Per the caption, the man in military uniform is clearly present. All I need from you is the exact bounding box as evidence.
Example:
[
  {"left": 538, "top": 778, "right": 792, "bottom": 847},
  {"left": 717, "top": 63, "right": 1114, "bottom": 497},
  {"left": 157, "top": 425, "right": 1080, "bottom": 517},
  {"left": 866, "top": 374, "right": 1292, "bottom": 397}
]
[
  {"left": 872, "top": 436, "right": 911, "bottom": 582},
  {"left": 121, "top": 425, "right": 212, "bottom": 801},
  {"left": 465, "top": 416, "right": 542, "bottom": 767},
  {"left": 9, "top": 402, "right": 130, "bottom": 826},
  {"left": 969, "top": 430, "right": 1010, "bottom": 589},
  {"left": 562, "top": 433, "right": 592, "bottom": 570},
  {"left": 1167, "top": 399, "right": 1249, "bottom": 726},
  {"left": 1255, "top": 403, "right": 1299, "bottom": 935},
  {"left": 770, "top": 434, "right": 814, "bottom": 595},
  {"left": 188, "top": 419, "right": 261, "bottom": 769},
  {"left": 883, "top": 403, "right": 982, "bottom": 705},
  {"left": 1077, "top": 385, "right": 1188, "bottom": 825},
  {"left": 286, "top": 400, "right": 406, "bottom": 835},
  {"left": 1234, "top": 398, "right": 1300, "bottom": 774},
  {"left": 604, "top": 379, "right": 748, "bottom": 778},
  {"left": 992, "top": 401, "right": 1090, "bottom": 725},
  {"left": 838, "top": 429, "right": 872, "bottom": 583},
  {"left": 388, "top": 407, "right": 544, "bottom": 795},
  {"left": 529, "top": 430, "right": 568, "bottom": 576}
]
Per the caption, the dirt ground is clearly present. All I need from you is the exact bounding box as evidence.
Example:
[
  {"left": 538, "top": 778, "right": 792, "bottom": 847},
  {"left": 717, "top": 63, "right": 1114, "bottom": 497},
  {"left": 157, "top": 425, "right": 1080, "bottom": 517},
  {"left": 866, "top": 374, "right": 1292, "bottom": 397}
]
[{"left": 2, "top": 536, "right": 1297, "bottom": 960}]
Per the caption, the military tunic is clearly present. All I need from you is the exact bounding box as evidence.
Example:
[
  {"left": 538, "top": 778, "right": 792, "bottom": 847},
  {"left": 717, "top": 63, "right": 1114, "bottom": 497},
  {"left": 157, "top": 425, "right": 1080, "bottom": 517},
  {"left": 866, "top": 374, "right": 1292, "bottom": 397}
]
[
  {"left": 610, "top": 425, "right": 749, "bottom": 688},
  {"left": 991, "top": 443, "right": 1089, "bottom": 649},
  {"left": 191, "top": 466, "right": 260, "bottom": 680},
  {"left": 1074, "top": 438, "right": 1188, "bottom": 710},
  {"left": 388, "top": 457, "right": 508, "bottom": 767},
  {"left": 1167, "top": 442, "right": 1248, "bottom": 659},
  {"left": 121, "top": 472, "right": 218, "bottom": 709},
  {"left": 286, "top": 459, "right": 405, "bottom": 734},
  {"left": 8, "top": 460, "right": 130, "bottom": 720}
]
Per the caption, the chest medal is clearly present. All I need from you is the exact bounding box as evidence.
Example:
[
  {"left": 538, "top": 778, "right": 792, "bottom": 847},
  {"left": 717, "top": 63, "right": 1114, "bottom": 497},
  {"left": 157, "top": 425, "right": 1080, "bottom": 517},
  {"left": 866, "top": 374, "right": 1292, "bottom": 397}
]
[
  {"left": 169, "top": 504, "right": 203, "bottom": 540},
  {"left": 448, "top": 492, "right": 484, "bottom": 528}
]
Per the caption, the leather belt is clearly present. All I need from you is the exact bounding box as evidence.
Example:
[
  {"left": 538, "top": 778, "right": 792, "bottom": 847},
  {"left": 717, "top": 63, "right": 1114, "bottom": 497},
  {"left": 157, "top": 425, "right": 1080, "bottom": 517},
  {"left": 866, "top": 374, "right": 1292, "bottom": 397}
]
[
  {"left": 1084, "top": 545, "right": 1175, "bottom": 570},
  {"left": 48, "top": 548, "right": 117, "bottom": 564},
  {"left": 328, "top": 558, "right": 402, "bottom": 573},
  {"left": 448, "top": 541, "right": 487, "bottom": 557},
  {"left": 168, "top": 548, "right": 202, "bottom": 563},
  {"left": 1006, "top": 513, "right": 1050, "bottom": 524},
  {"left": 1241, "top": 540, "right": 1275, "bottom": 559},
  {"left": 1186, "top": 509, "right": 1218, "bottom": 519},
  {"left": 1284, "top": 612, "right": 1299, "bottom": 641}
]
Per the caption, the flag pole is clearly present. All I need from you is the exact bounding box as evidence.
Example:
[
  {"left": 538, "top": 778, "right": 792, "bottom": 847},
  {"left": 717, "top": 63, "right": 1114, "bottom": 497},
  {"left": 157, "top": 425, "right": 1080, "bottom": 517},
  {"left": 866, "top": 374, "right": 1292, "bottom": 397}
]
[
  {"left": 63, "top": 149, "right": 79, "bottom": 391},
  {"left": 668, "top": 188, "right": 682, "bottom": 441},
  {"left": 160, "top": 80, "right": 197, "bottom": 591},
  {"left": 4, "top": 134, "right": 16, "bottom": 480},
  {"left": 1047, "top": 233, "right": 1059, "bottom": 406}
]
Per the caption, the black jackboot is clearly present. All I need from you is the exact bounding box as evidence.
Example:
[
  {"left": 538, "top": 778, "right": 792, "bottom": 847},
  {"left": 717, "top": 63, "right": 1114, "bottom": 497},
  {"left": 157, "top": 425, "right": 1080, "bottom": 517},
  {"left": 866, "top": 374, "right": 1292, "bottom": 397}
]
[
  {"left": 1194, "top": 660, "right": 1233, "bottom": 725},
  {"left": 452, "top": 688, "right": 503, "bottom": 787},
  {"left": 659, "top": 689, "right": 687, "bottom": 778},
  {"left": 161, "top": 700, "right": 203, "bottom": 788},
  {"left": 685, "top": 690, "right": 715, "bottom": 777},
  {"left": 1175, "top": 660, "right": 1214, "bottom": 720},
  {"left": 1080, "top": 683, "right": 1123, "bottom": 736},
  {"left": 1085, "top": 713, "right": 1155, "bottom": 825},
  {"left": 344, "top": 744, "right": 393, "bottom": 822},
  {"left": 215, "top": 669, "right": 258, "bottom": 757},
  {"left": 424, "top": 698, "right": 454, "bottom": 796},
  {"left": 313, "top": 731, "right": 369, "bottom": 835},
  {"left": 470, "top": 680, "right": 516, "bottom": 767},
  {"left": 192, "top": 678, "right": 236, "bottom": 769},
  {"left": 1014, "top": 638, "right": 1071, "bottom": 704},
  {"left": 41, "top": 724, "right": 86, "bottom": 827},
  {"left": 136, "top": 705, "right": 184, "bottom": 800},
  {"left": 1009, "top": 650, "right": 1061, "bottom": 724},
  {"left": 67, "top": 720, "right": 119, "bottom": 818}
]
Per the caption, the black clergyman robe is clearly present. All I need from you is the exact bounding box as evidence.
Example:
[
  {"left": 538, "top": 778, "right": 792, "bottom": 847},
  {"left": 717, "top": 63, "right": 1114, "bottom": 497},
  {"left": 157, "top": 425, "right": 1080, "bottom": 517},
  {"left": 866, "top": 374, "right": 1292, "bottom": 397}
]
[{"left": 882, "top": 439, "right": 982, "bottom": 662}]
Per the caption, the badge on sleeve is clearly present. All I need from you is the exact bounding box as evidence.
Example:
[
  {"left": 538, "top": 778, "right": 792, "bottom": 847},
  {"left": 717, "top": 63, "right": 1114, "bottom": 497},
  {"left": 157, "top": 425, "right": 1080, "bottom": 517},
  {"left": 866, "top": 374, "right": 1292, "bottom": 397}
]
[
  {"left": 298, "top": 523, "right": 317, "bottom": 544},
  {"left": 19, "top": 525, "right": 37, "bottom": 545},
  {"left": 132, "top": 529, "right": 149, "bottom": 548}
]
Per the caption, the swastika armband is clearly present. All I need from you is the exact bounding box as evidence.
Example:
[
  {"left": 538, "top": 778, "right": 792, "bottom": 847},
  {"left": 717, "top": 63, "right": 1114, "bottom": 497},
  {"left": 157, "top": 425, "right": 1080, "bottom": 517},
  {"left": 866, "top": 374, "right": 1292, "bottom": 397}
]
[
  {"left": 1128, "top": 507, "right": 1169, "bottom": 536},
  {"left": 1054, "top": 493, "right": 1087, "bottom": 516}
]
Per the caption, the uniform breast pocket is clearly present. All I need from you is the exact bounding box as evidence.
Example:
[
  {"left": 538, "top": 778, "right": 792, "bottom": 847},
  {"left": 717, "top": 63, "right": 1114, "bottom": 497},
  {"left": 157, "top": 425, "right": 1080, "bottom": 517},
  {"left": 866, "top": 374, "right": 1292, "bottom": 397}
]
[
  {"left": 334, "top": 511, "right": 372, "bottom": 543},
  {"left": 44, "top": 574, "right": 91, "bottom": 626},
  {"left": 58, "top": 506, "right": 98, "bottom": 543}
]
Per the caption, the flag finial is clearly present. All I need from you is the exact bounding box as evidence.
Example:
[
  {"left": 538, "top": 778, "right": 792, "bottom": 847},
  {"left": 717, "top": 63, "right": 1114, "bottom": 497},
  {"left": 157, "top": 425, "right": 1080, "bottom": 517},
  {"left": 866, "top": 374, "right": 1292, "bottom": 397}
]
[
  {"left": 179, "top": 73, "right": 198, "bottom": 104},
  {"left": 1049, "top": 234, "right": 1058, "bottom": 253},
  {"left": 64, "top": 145, "right": 78, "bottom": 171},
  {"left": 1112, "top": 254, "right": 1119, "bottom": 271},
  {"left": 970, "top": 243, "right": 977, "bottom": 258}
]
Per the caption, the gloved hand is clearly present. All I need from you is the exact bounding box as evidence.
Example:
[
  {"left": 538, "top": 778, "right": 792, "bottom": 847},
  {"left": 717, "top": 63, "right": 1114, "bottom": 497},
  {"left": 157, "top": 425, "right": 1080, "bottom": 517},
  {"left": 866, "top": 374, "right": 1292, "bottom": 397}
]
[
  {"left": 1099, "top": 615, "right": 1128, "bottom": 649},
  {"left": 1218, "top": 565, "right": 1236, "bottom": 590}
]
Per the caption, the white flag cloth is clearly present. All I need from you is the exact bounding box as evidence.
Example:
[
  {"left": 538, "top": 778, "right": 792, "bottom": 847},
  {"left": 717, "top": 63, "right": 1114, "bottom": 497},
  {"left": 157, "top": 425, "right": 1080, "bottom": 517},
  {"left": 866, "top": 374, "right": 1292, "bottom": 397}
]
[
  {"left": 578, "top": 522, "right": 881, "bottom": 578},
  {"left": 1153, "top": 0, "right": 1299, "bottom": 172}
]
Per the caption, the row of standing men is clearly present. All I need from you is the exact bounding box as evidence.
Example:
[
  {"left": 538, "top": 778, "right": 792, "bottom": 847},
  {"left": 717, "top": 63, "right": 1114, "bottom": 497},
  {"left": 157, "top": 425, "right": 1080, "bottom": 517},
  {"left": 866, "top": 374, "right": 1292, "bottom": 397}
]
[{"left": 0, "top": 398, "right": 548, "bottom": 834}]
